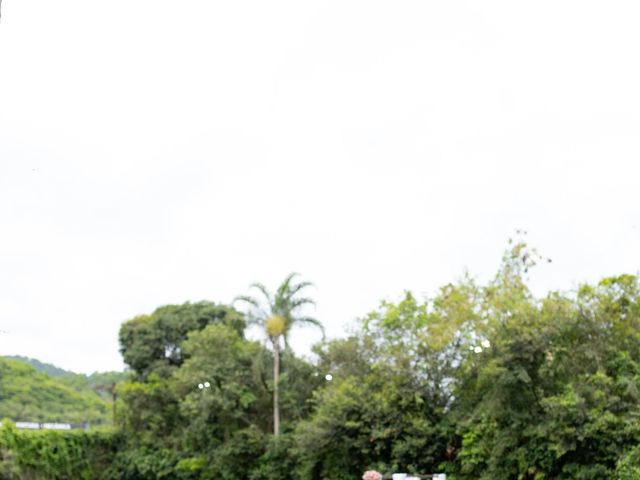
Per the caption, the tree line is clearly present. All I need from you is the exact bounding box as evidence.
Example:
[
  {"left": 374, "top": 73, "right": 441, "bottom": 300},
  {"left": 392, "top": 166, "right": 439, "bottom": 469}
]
[{"left": 3, "top": 241, "right": 640, "bottom": 479}]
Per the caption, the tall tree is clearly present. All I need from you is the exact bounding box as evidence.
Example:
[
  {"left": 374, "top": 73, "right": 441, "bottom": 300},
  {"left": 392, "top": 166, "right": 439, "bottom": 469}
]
[
  {"left": 235, "top": 273, "right": 323, "bottom": 435},
  {"left": 119, "top": 301, "right": 244, "bottom": 379}
]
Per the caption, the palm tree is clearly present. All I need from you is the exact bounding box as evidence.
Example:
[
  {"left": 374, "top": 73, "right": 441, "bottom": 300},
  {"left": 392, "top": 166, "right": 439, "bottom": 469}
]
[{"left": 234, "top": 273, "right": 323, "bottom": 435}]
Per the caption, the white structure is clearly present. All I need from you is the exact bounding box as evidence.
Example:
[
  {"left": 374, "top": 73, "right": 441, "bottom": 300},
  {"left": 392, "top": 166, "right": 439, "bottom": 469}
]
[
  {"left": 15, "top": 421, "right": 81, "bottom": 430},
  {"left": 15, "top": 422, "right": 39, "bottom": 430},
  {"left": 41, "top": 423, "right": 72, "bottom": 430}
]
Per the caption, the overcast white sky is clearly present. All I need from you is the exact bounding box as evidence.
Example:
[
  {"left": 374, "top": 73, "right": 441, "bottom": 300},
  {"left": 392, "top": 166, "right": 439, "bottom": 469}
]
[{"left": 1, "top": 0, "right": 639, "bottom": 374}]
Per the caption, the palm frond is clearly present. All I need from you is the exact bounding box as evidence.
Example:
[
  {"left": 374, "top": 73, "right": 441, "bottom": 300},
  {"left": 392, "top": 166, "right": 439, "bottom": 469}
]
[
  {"left": 293, "top": 316, "right": 325, "bottom": 338},
  {"left": 276, "top": 272, "right": 300, "bottom": 299},
  {"left": 289, "top": 297, "right": 316, "bottom": 310},
  {"left": 249, "top": 282, "right": 273, "bottom": 306},
  {"left": 234, "top": 295, "right": 269, "bottom": 327},
  {"left": 244, "top": 311, "right": 270, "bottom": 327},
  {"left": 233, "top": 295, "right": 260, "bottom": 309},
  {"left": 239, "top": 274, "right": 322, "bottom": 349},
  {"left": 285, "top": 280, "right": 315, "bottom": 301}
]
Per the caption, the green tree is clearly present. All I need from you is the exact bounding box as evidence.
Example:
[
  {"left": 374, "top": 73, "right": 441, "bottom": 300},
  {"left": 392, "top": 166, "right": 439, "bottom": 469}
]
[
  {"left": 107, "top": 241, "right": 640, "bottom": 478},
  {"left": 119, "top": 301, "right": 244, "bottom": 379},
  {"left": 235, "top": 273, "right": 323, "bottom": 436},
  {"left": 450, "top": 247, "right": 640, "bottom": 479},
  {"left": 298, "top": 293, "right": 455, "bottom": 479},
  {"left": 173, "top": 324, "right": 270, "bottom": 446}
]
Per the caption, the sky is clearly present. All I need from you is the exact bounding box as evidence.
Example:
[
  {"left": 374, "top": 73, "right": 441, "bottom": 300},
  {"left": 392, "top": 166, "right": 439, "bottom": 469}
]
[{"left": 1, "top": 0, "right": 639, "bottom": 374}]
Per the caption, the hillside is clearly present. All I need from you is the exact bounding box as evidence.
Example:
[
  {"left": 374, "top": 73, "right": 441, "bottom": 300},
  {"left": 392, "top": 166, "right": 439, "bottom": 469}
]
[
  {"left": 4, "top": 355, "right": 129, "bottom": 401},
  {"left": 4, "top": 355, "right": 70, "bottom": 377},
  {"left": 0, "top": 358, "right": 112, "bottom": 425}
]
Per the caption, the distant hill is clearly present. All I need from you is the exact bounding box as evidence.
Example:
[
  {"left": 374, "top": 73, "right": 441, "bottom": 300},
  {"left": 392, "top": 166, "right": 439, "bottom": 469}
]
[
  {"left": 0, "top": 357, "right": 126, "bottom": 425},
  {"left": 4, "top": 355, "right": 70, "bottom": 377},
  {"left": 3, "top": 356, "right": 129, "bottom": 401}
]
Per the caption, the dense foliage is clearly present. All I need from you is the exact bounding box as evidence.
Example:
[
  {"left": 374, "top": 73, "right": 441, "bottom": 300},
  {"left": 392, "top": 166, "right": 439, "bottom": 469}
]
[
  {"left": 5, "top": 245, "right": 640, "bottom": 479},
  {"left": 4, "top": 356, "right": 128, "bottom": 402},
  {"left": 107, "top": 248, "right": 640, "bottom": 478},
  {"left": 0, "top": 358, "right": 111, "bottom": 425},
  {"left": 0, "top": 421, "right": 119, "bottom": 479},
  {"left": 118, "top": 301, "right": 244, "bottom": 381}
]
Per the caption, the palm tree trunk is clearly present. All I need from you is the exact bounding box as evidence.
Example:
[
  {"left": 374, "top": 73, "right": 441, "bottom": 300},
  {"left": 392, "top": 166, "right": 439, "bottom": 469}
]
[{"left": 272, "top": 337, "right": 280, "bottom": 436}]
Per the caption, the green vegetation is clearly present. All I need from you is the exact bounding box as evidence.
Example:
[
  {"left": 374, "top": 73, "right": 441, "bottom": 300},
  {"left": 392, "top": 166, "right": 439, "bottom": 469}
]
[
  {"left": 5, "top": 244, "right": 640, "bottom": 478},
  {"left": 0, "top": 421, "right": 119, "bottom": 479},
  {"left": 4, "top": 356, "right": 128, "bottom": 402},
  {"left": 4, "top": 356, "right": 71, "bottom": 378},
  {"left": 235, "top": 273, "right": 324, "bottom": 435},
  {"left": 0, "top": 358, "right": 111, "bottom": 425}
]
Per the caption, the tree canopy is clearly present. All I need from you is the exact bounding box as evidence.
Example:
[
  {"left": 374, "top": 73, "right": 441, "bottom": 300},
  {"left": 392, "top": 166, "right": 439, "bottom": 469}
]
[
  {"left": 118, "top": 301, "right": 244, "bottom": 379},
  {"left": 4, "top": 245, "right": 640, "bottom": 479}
]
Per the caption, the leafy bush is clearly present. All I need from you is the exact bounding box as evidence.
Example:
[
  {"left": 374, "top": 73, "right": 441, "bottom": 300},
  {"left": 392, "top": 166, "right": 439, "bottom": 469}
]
[{"left": 0, "top": 421, "right": 119, "bottom": 479}]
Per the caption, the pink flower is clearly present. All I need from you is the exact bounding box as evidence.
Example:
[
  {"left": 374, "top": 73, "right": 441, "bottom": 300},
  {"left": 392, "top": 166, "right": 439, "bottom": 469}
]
[{"left": 363, "top": 470, "right": 383, "bottom": 480}]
